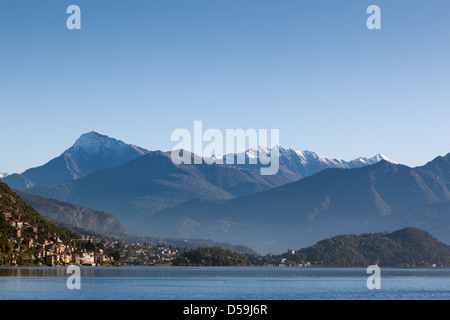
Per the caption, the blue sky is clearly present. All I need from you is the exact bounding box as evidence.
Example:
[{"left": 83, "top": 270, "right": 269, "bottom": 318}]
[{"left": 1, "top": 0, "right": 450, "bottom": 173}]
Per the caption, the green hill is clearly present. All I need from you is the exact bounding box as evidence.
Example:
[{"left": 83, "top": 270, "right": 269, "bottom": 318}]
[
  {"left": 174, "top": 246, "right": 252, "bottom": 266},
  {"left": 282, "top": 228, "right": 450, "bottom": 267},
  {"left": 0, "top": 181, "right": 77, "bottom": 264}
]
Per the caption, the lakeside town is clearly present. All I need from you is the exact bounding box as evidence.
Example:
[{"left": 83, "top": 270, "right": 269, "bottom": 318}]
[
  {"left": 1, "top": 210, "right": 184, "bottom": 266},
  {"left": 1, "top": 209, "right": 293, "bottom": 267},
  {"left": 3, "top": 207, "right": 447, "bottom": 268},
  {"left": 1, "top": 209, "right": 307, "bottom": 267}
]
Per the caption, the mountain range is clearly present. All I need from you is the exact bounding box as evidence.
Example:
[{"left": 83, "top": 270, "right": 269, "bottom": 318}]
[
  {"left": 2, "top": 132, "right": 393, "bottom": 233},
  {"left": 217, "top": 146, "right": 396, "bottom": 181},
  {"left": 137, "top": 153, "right": 450, "bottom": 253},
  {"left": 5, "top": 131, "right": 447, "bottom": 254},
  {"left": 24, "top": 150, "right": 287, "bottom": 227}
]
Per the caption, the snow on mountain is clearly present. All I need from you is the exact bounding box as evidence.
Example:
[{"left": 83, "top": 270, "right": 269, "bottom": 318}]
[
  {"left": 2, "top": 131, "right": 150, "bottom": 190},
  {"left": 3, "top": 128, "right": 396, "bottom": 192},
  {"left": 59, "top": 131, "right": 150, "bottom": 180},
  {"left": 0, "top": 173, "right": 8, "bottom": 179},
  {"left": 69, "top": 131, "right": 148, "bottom": 156},
  {"left": 214, "top": 146, "right": 397, "bottom": 182},
  {"left": 257, "top": 146, "right": 396, "bottom": 167}
]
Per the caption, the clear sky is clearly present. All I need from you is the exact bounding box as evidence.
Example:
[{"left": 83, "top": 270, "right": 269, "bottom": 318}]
[{"left": 1, "top": 0, "right": 449, "bottom": 173}]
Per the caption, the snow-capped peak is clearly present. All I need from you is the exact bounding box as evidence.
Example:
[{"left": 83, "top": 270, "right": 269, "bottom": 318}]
[
  {"left": 246, "top": 146, "right": 271, "bottom": 158},
  {"left": 210, "top": 145, "right": 397, "bottom": 178},
  {"left": 69, "top": 131, "right": 148, "bottom": 155},
  {"left": 370, "top": 153, "right": 398, "bottom": 164},
  {"left": 70, "top": 131, "right": 122, "bottom": 153},
  {"left": 349, "top": 153, "right": 398, "bottom": 166}
]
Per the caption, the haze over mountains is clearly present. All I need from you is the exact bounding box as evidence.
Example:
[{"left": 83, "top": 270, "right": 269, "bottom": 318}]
[
  {"left": 15, "top": 190, "right": 128, "bottom": 237},
  {"left": 1, "top": 132, "right": 393, "bottom": 233},
  {"left": 24, "top": 151, "right": 287, "bottom": 227},
  {"left": 4, "top": 131, "right": 448, "bottom": 254},
  {"left": 141, "top": 154, "right": 450, "bottom": 253}
]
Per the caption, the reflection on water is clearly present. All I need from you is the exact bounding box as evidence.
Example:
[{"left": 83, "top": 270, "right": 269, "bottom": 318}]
[
  {"left": 0, "top": 267, "right": 69, "bottom": 278},
  {"left": 1, "top": 267, "right": 450, "bottom": 300},
  {"left": 2, "top": 266, "right": 450, "bottom": 279}
]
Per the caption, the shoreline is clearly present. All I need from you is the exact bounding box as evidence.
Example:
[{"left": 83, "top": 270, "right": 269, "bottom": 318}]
[{"left": 0, "top": 265, "right": 448, "bottom": 269}]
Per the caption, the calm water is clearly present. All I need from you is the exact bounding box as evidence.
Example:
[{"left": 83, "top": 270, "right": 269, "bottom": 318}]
[{"left": 1, "top": 267, "right": 449, "bottom": 300}]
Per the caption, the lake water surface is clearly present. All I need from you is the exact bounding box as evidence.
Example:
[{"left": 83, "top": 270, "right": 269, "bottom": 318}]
[{"left": 1, "top": 267, "right": 449, "bottom": 300}]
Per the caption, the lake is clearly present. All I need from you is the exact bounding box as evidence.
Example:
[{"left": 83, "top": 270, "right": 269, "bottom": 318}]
[{"left": 1, "top": 266, "right": 449, "bottom": 300}]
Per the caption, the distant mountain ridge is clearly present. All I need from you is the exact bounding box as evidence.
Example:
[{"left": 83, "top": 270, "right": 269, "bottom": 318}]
[
  {"left": 15, "top": 190, "right": 128, "bottom": 238},
  {"left": 219, "top": 146, "right": 397, "bottom": 181},
  {"left": 2, "top": 131, "right": 395, "bottom": 190},
  {"left": 1, "top": 131, "right": 149, "bottom": 190},
  {"left": 25, "top": 150, "right": 287, "bottom": 229},
  {"left": 139, "top": 153, "right": 450, "bottom": 253},
  {"left": 23, "top": 146, "right": 394, "bottom": 233},
  {"left": 2, "top": 131, "right": 397, "bottom": 244}
]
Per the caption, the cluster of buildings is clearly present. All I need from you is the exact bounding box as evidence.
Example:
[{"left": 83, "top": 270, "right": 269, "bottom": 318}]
[
  {"left": 2, "top": 211, "right": 37, "bottom": 239},
  {"left": 87, "top": 237, "right": 181, "bottom": 266},
  {"left": 41, "top": 238, "right": 116, "bottom": 267},
  {"left": 1, "top": 211, "right": 116, "bottom": 266},
  {"left": 4, "top": 210, "right": 254, "bottom": 267},
  {"left": 2, "top": 210, "right": 184, "bottom": 266}
]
